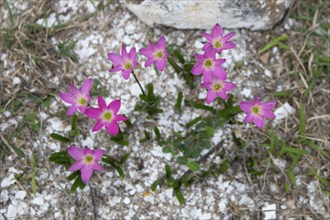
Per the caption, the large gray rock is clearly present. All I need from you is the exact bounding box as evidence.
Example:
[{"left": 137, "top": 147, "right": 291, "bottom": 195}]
[{"left": 124, "top": 0, "right": 295, "bottom": 30}]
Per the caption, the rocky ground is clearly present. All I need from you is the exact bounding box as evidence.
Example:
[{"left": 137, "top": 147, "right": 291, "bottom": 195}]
[{"left": 1, "top": 0, "right": 329, "bottom": 219}]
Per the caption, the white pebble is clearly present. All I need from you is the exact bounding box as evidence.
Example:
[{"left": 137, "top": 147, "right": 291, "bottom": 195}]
[{"left": 15, "top": 191, "right": 27, "bottom": 200}]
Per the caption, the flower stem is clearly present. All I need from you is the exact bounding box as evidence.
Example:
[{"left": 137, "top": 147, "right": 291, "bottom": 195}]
[{"left": 132, "top": 71, "right": 146, "bottom": 96}]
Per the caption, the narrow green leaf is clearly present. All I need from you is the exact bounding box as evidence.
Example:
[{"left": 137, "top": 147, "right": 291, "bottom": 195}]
[
  {"left": 71, "top": 114, "right": 78, "bottom": 131},
  {"left": 67, "top": 171, "right": 80, "bottom": 181},
  {"left": 70, "top": 176, "right": 85, "bottom": 192},
  {"left": 172, "top": 49, "right": 185, "bottom": 64},
  {"left": 151, "top": 179, "right": 160, "bottom": 191},
  {"left": 115, "top": 165, "right": 125, "bottom": 178},
  {"left": 174, "top": 189, "right": 185, "bottom": 205},
  {"left": 287, "top": 170, "right": 296, "bottom": 187},
  {"left": 185, "top": 100, "right": 216, "bottom": 114},
  {"left": 186, "top": 116, "right": 203, "bottom": 128},
  {"left": 119, "top": 153, "right": 129, "bottom": 164},
  {"left": 174, "top": 92, "right": 183, "bottom": 114},
  {"left": 153, "top": 127, "right": 161, "bottom": 140},
  {"left": 165, "top": 164, "right": 172, "bottom": 178},
  {"left": 50, "top": 133, "right": 71, "bottom": 143}
]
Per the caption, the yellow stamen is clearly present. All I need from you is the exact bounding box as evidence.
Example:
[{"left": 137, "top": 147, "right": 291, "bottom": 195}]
[
  {"left": 84, "top": 155, "right": 94, "bottom": 164},
  {"left": 213, "top": 83, "right": 222, "bottom": 91},
  {"left": 103, "top": 112, "right": 112, "bottom": 121},
  {"left": 204, "top": 59, "right": 213, "bottom": 68},
  {"left": 124, "top": 61, "right": 132, "bottom": 70},
  {"left": 78, "top": 97, "right": 87, "bottom": 105},
  {"left": 252, "top": 106, "right": 260, "bottom": 115},
  {"left": 155, "top": 51, "right": 163, "bottom": 59}
]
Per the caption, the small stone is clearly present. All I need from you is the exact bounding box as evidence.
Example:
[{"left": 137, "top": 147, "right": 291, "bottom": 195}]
[
  {"left": 31, "top": 197, "right": 44, "bottom": 206},
  {"left": 15, "top": 191, "right": 27, "bottom": 200},
  {"left": 1, "top": 174, "right": 16, "bottom": 187},
  {"left": 123, "top": 197, "right": 130, "bottom": 205},
  {"left": 0, "top": 190, "right": 9, "bottom": 203},
  {"left": 6, "top": 204, "right": 17, "bottom": 219}
]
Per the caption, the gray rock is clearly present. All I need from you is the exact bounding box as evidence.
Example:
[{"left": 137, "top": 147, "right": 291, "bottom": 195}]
[{"left": 124, "top": 0, "right": 295, "bottom": 30}]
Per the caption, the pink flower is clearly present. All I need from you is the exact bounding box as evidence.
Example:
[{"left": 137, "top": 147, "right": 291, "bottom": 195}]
[
  {"left": 59, "top": 78, "right": 93, "bottom": 116},
  {"left": 107, "top": 44, "right": 139, "bottom": 80},
  {"left": 67, "top": 146, "right": 104, "bottom": 184},
  {"left": 240, "top": 97, "right": 276, "bottom": 129},
  {"left": 139, "top": 36, "right": 168, "bottom": 71},
  {"left": 201, "top": 74, "right": 236, "bottom": 104},
  {"left": 85, "top": 96, "right": 127, "bottom": 136},
  {"left": 201, "top": 23, "right": 236, "bottom": 54},
  {"left": 191, "top": 47, "right": 227, "bottom": 81}
]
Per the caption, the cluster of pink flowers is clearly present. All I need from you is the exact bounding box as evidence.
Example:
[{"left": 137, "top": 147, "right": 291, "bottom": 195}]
[
  {"left": 57, "top": 23, "right": 277, "bottom": 183},
  {"left": 107, "top": 36, "right": 168, "bottom": 79},
  {"left": 192, "top": 23, "right": 276, "bottom": 129}
]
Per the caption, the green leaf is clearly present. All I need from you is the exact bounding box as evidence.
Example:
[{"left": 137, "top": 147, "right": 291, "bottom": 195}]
[
  {"left": 186, "top": 116, "right": 203, "bottom": 128},
  {"left": 174, "top": 92, "right": 183, "bottom": 114},
  {"left": 220, "top": 159, "right": 229, "bottom": 173},
  {"left": 151, "top": 179, "right": 160, "bottom": 191},
  {"left": 259, "top": 34, "right": 288, "bottom": 53},
  {"left": 185, "top": 100, "right": 216, "bottom": 114},
  {"left": 71, "top": 114, "right": 78, "bottom": 131},
  {"left": 187, "top": 161, "right": 200, "bottom": 171},
  {"left": 165, "top": 164, "right": 172, "bottom": 178},
  {"left": 67, "top": 171, "right": 80, "bottom": 181},
  {"left": 172, "top": 49, "right": 185, "bottom": 64},
  {"left": 153, "top": 127, "right": 161, "bottom": 140},
  {"left": 50, "top": 133, "right": 71, "bottom": 143},
  {"left": 287, "top": 170, "right": 296, "bottom": 187},
  {"left": 176, "top": 156, "right": 188, "bottom": 165},
  {"left": 174, "top": 189, "right": 185, "bottom": 205},
  {"left": 120, "top": 153, "right": 129, "bottom": 164},
  {"left": 115, "top": 165, "right": 125, "bottom": 178},
  {"left": 70, "top": 176, "right": 85, "bottom": 192}
]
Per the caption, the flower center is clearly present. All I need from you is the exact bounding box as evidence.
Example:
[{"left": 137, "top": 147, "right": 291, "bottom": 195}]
[
  {"left": 84, "top": 155, "right": 94, "bottom": 164},
  {"left": 252, "top": 106, "right": 260, "bottom": 115},
  {"left": 213, "top": 40, "right": 222, "bottom": 49},
  {"left": 78, "top": 97, "right": 87, "bottom": 105},
  {"left": 155, "top": 51, "right": 164, "bottom": 59},
  {"left": 204, "top": 59, "right": 213, "bottom": 68},
  {"left": 103, "top": 111, "right": 113, "bottom": 122},
  {"left": 213, "top": 83, "right": 222, "bottom": 91},
  {"left": 124, "top": 61, "right": 133, "bottom": 70}
]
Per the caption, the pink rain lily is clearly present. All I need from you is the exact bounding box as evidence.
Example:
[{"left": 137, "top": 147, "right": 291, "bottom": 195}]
[
  {"left": 85, "top": 96, "right": 127, "bottom": 136},
  {"left": 240, "top": 97, "right": 276, "bottom": 129},
  {"left": 59, "top": 78, "right": 93, "bottom": 116},
  {"left": 201, "top": 74, "right": 236, "bottom": 104},
  {"left": 139, "top": 36, "right": 168, "bottom": 71},
  {"left": 107, "top": 44, "right": 139, "bottom": 80},
  {"left": 202, "top": 23, "right": 236, "bottom": 54},
  {"left": 67, "top": 146, "right": 104, "bottom": 184},
  {"left": 191, "top": 47, "right": 227, "bottom": 81}
]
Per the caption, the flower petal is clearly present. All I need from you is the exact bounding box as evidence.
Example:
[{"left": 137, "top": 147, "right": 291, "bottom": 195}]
[
  {"left": 261, "top": 110, "right": 276, "bottom": 119},
  {"left": 108, "top": 100, "right": 121, "bottom": 113},
  {"left": 206, "top": 91, "right": 217, "bottom": 104},
  {"left": 204, "top": 47, "right": 216, "bottom": 58},
  {"left": 222, "top": 32, "right": 235, "bottom": 42},
  {"left": 211, "top": 23, "right": 223, "bottom": 37},
  {"left": 83, "top": 146, "right": 93, "bottom": 155},
  {"left": 92, "top": 120, "right": 104, "bottom": 132},
  {"left": 115, "top": 115, "right": 128, "bottom": 121},
  {"left": 107, "top": 53, "right": 122, "bottom": 65},
  {"left": 155, "top": 58, "right": 166, "bottom": 71},
  {"left": 68, "top": 83, "right": 79, "bottom": 94},
  {"left": 260, "top": 101, "right": 276, "bottom": 110},
  {"left": 240, "top": 101, "right": 253, "bottom": 113},
  {"left": 201, "top": 32, "right": 213, "bottom": 41},
  {"left": 145, "top": 57, "right": 157, "bottom": 67},
  {"left": 221, "top": 42, "right": 236, "bottom": 50},
  {"left": 139, "top": 47, "right": 153, "bottom": 57},
  {"left": 253, "top": 116, "right": 265, "bottom": 129},
  {"left": 121, "top": 44, "right": 128, "bottom": 58},
  {"left": 85, "top": 108, "right": 102, "bottom": 119},
  {"left": 79, "top": 105, "right": 87, "bottom": 114},
  {"left": 68, "top": 160, "right": 85, "bottom": 171},
  {"left": 81, "top": 165, "right": 94, "bottom": 183},
  {"left": 92, "top": 163, "right": 103, "bottom": 171},
  {"left": 157, "top": 36, "right": 166, "bottom": 49},
  {"left": 59, "top": 92, "right": 75, "bottom": 104},
  {"left": 217, "top": 90, "right": 228, "bottom": 100},
  {"left": 202, "top": 43, "right": 212, "bottom": 51},
  {"left": 67, "top": 105, "right": 79, "bottom": 116},
  {"left": 122, "top": 70, "right": 131, "bottom": 80},
  {"left": 81, "top": 78, "right": 93, "bottom": 95},
  {"left": 97, "top": 96, "right": 107, "bottom": 109},
  {"left": 105, "top": 122, "right": 119, "bottom": 136},
  {"left": 191, "top": 63, "right": 204, "bottom": 75},
  {"left": 243, "top": 113, "right": 254, "bottom": 123},
  {"left": 109, "top": 65, "right": 123, "bottom": 72},
  {"left": 223, "top": 82, "right": 236, "bottom": 91},
  {"left": 67, "top": 146, "right": 84, "bottom": 160},
  {"left": 129, "top": 47, "right": 137, "bottom": 61},
  {"left": 93, "top": 149, "right": 105, "bottom": 161}
]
